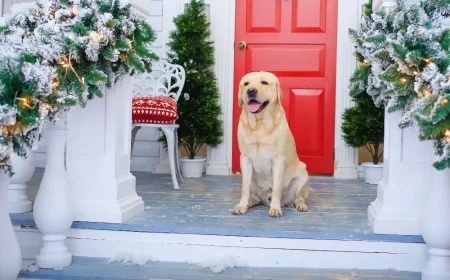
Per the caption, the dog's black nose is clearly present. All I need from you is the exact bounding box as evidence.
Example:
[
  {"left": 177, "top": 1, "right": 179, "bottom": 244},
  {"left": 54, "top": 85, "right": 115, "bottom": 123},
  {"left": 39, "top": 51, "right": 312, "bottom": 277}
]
[{"left": 247, "top": 88, "right": 257, "bottom": 98}]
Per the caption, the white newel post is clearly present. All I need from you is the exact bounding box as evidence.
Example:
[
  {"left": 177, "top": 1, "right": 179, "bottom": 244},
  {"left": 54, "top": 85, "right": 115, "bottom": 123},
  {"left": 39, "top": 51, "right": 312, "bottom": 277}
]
[
  {"left": 421, "top": 168, "right": 450, "bottom": 280},
  {"left": 368, "top": 109, "right": 435, "bottom": 235},
  {"left": 367, "top": 0, "right": 435, "bottom": 236},
  {"left": 66, "top": 75, "right": 144, "bottom": 223},
  {"left": 206, "top": 0, "right": 233, "bottom": 176},
  {"left": 33, "top": 111, "right": 73, "bottom": 269},
  {"left": 0, "top": 172, "right": 22, "bottom": 280},
  {"left": 8, "top": 150, "right": 35, "bottom": 213}
]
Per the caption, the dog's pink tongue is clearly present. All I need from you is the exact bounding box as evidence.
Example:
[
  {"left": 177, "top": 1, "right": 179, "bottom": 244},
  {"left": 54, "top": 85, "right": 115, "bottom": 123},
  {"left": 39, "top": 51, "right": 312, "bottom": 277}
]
[{"left": 248, "top": 102, "right": 261, "bottom": 113}]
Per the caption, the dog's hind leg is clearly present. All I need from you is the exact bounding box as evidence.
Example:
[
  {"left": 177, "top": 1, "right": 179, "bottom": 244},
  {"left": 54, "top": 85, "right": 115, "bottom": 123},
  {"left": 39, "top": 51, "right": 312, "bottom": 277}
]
[{"left": 294, "top": 176, "right": 309, "bottom": 212}]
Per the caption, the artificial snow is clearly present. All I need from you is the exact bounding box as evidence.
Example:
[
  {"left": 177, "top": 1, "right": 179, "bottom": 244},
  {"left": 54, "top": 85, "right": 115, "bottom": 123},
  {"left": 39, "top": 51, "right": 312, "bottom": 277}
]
[
  {"left": 196, "top": 255, "right": 247, "bottom": 273},
  {"left": 144, "top": 206, "right": 151, "bottom": 210},
  {"left": 105, "top": 252, "right": 156, "bottom": 266},
  {"left": 25, "top": 264, "right": 39, "bottom": 272}
]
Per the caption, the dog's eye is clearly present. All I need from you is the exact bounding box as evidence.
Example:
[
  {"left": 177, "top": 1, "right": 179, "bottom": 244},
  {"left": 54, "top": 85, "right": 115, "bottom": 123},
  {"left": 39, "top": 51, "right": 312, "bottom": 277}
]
[
  {"left": 261, "top": 81, "right": 268, "bottom": 85},
  {"left": 244, "top": 82, "right": 249, "bottom": 86}
]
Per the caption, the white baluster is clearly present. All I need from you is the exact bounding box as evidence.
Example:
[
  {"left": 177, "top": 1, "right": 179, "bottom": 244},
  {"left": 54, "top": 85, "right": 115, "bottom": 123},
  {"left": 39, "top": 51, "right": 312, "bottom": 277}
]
[
  {"left": 421, "top": 168, "right": 450, "bottom": 280},
  {"left": 33, "top": 111, "right": 73, "bottom": 269},
  {"left": 0, "top": 171, "right": 22, "bottom": 280},
  {"left": 8, "top": 150, "right": 35, "bottom": 213}
]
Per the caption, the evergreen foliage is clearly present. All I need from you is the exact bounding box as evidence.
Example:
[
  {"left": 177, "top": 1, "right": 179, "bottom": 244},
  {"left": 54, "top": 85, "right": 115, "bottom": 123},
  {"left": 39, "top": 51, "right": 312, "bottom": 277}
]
[
  {"left": 162, "top": 0, "right": 223, "bottom": 159},
  {"left": 349, "top": 0, "right": 450, "bottom": 170},
  {"left": 0, "top": 0, "right": 158, "bottom": 176},
  {"left": 342, "top": 92, "right": 385, "bottom": 164}
]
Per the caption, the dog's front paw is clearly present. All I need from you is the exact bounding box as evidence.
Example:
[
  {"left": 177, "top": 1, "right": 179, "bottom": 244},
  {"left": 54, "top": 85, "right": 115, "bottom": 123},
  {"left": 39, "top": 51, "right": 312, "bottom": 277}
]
[
  {"left": 296, "top": 201, "right": 309, "bottom": 212},
  {"left": 232, "top": 204, "right": 248, "bottom": 215},
  {"left": 268, "top": 207, "right": 282, "bottom": 217}
]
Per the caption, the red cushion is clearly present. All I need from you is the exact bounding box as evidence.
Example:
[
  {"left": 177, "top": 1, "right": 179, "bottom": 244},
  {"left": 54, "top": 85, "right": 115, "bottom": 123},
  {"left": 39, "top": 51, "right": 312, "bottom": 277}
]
[{"left": 132, "top": 96, "right": 178, "bottom": 124}]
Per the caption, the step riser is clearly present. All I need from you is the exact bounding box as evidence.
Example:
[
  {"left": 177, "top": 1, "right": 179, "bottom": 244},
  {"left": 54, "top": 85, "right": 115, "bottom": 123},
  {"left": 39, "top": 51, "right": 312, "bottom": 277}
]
[{"left": 16, "top": 228, "right": 427, "bottom": 272}]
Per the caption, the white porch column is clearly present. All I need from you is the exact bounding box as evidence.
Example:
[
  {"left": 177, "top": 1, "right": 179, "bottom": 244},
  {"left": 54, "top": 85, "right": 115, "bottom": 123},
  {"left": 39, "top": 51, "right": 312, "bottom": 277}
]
[
  {"left": 206, "top": 0, "right": 234, "bottom": 176},
  {"left": 66, "top": 76, "right": 144, "bottom": 223},
  {"left": 333, "top": 0, "right": 362, "bottom": 179}
]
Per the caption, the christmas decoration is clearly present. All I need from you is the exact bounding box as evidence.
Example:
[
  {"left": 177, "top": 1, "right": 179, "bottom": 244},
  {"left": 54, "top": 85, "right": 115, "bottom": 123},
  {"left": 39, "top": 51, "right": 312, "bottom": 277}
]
[
  {"left": 161, "top": 0, "right": 223, "bottom": 159},
  {"left": 349, "top": 0, "right": 450, "bottom": 170},
  {"left": 0, "top": 0, "right": 158, "bottom": 176}
]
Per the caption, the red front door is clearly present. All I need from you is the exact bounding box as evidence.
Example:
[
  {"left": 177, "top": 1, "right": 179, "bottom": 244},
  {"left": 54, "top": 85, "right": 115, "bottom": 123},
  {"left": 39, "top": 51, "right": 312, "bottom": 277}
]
[{"left": 232, "top": 0, "right": 338, "bottom": 175}]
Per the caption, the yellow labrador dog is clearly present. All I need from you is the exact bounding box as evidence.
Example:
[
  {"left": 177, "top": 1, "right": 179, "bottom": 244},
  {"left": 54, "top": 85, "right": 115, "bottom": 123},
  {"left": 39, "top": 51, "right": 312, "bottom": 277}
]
[{"left": 232, "top": 71, "right": 310, "bottom": 217}]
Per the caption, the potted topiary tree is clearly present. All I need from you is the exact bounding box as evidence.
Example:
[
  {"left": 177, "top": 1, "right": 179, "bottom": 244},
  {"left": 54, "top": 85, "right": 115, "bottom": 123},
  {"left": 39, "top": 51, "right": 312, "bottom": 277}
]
[
  {"left": 341, "top": 91, "right": 384, "bottom": 184},
  {"left": 162, "top": 0, "right": 223, "bottom": 178}
]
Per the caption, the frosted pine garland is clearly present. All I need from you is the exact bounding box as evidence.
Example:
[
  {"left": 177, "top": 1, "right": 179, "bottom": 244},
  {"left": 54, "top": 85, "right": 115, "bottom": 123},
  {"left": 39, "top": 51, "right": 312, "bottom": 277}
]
[
  {"left": 0, "top": 0, "right": 158, "bottom": 176},
  {"left": 349, "top": 0, "right": 450, "bottom": 170}
]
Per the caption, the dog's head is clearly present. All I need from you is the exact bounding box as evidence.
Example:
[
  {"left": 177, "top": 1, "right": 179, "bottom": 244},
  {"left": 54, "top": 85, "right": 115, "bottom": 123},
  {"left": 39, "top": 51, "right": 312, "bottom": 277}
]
[{"left": 238, "top": 71, "right": 283, "bottom": 114}]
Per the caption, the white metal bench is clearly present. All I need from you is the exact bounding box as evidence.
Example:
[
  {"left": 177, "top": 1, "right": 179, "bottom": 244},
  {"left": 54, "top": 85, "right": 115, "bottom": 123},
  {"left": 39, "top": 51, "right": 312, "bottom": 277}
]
[{"left": 131, "top": 60, "right": 186, "bottom": 190}]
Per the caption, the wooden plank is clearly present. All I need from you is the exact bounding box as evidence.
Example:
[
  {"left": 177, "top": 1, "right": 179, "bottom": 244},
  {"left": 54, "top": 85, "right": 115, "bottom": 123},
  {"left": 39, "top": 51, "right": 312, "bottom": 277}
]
[{"left": 11, "top": 169, "right": 424, "bottom": 243}]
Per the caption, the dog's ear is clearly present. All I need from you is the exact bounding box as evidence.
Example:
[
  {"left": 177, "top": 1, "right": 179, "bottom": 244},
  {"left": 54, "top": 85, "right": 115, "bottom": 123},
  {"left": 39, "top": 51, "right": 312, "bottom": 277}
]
[
  {"left": 238, "top": 80, "right": 244, "bottom": 108},
  {"left": 276, "top": 78, "right": 283, "bottom": 106}
]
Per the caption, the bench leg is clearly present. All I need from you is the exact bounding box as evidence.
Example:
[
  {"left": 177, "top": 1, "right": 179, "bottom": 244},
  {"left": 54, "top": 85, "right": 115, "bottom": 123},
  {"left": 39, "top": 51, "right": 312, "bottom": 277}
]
[
  {"left": 131, "top": 126, "right": 141, "bottom": 157},
  {"left": 161, "top": 126, "right": 180, "bottom": 190}
]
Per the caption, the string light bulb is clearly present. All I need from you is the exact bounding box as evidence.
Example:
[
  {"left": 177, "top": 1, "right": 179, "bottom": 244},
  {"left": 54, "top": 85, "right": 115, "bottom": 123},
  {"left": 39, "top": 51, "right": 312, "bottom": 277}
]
[
  {"left": 58, "top": 57, "right": 70, "bottom": 68},
  {"left": 413, "top": 71, "right": 419, "bottom": 76},
  {"left": 363, "top": 58, "right": 370, "bottom": 65},
  {"left": 16, "top": 96, "right": 33, "bottom": 109},
  {"left": 52, "top": 80, "right": 59, "bottom": 89},
  {"left": 445, "top": 129, "right": 450, "bottom": 142},
  {"left": 400, "top": 77, "right": 408, "bottom": 84},
  {"left": 442, "top": 98, "right": 449, "bottom": 105},
  {"left": 423, "top": 88, "right": 432, "bottom": 96},
  {"left": 423, "top": 58, "right": 431, "bottom": 63}
]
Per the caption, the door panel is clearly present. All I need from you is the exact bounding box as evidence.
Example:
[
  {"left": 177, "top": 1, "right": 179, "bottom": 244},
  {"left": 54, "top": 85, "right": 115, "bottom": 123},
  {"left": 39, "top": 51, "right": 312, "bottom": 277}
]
[{"left": 233, "top": 0, "right": 337, "bottom": 175}]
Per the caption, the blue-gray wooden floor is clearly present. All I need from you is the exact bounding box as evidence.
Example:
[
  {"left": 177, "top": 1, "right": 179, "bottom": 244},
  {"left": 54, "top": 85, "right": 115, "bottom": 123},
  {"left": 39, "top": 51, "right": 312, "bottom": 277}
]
[
  {"left": 19, "top": 257, "right": 421, "bottom": 280},
  {"left": 11, "top": 169, "right": 424, "bottom": 243}
]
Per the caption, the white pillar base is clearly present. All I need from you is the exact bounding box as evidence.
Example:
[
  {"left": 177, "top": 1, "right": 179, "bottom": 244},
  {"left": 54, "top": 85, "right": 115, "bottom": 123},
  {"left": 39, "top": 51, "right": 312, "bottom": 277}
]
[
  {"left": 69, "top": 173, "right": 143, "bottom": 223},
  {"left": 368, "top": 110, "right": 435, "bottom": 235},
  {"left": 153, "top": 155, "right": 170, "bottom": 174},
  {"left": 206, "top": 162, "right": 230, "bottom": 176},
  {"left": 333, "top": 166, "right": 358, "bottom": 179},
  {"left": 67, "top": 76, "right": 144, "bottom": 224}
]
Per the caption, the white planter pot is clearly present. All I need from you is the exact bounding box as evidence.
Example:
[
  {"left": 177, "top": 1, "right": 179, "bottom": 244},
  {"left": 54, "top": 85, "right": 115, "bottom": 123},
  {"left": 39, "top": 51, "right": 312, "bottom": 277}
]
[
  {"left": 33, "top": 112, "right": 73, "bottom": 269},
  {"left": 0, "top": 171, "right": 22, "bottom": 280},
  {"left": 180, "top": 156, "right": 206, "bottom": 178},
  {"left": 8, "top": 150, "right": 35, "bottom": 213},
  {"left": 362, "top": 162, "right": 383, "bottom": 185}
]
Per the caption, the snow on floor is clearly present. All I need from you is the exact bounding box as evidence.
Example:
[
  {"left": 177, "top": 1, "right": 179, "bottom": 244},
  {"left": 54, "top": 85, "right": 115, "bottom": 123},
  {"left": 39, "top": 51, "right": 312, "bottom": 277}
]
[{"left": 196, "top": 255, "right": 247, "bottom": 273}]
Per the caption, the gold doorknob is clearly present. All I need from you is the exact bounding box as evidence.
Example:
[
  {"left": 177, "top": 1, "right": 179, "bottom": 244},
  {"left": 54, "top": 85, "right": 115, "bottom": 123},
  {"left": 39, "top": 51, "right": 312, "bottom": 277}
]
[{"left": 238, "top": 41, "right": 246, "bottom": 50}]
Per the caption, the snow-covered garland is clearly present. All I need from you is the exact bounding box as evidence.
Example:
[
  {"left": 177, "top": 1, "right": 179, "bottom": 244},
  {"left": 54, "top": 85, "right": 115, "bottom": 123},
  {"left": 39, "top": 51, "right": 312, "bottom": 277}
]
[
  {"left": 0, "top": 0, "right": 158, "bottom": 176},
  {"left": 349, "top": 0, "right": 450, "bottom": 170}
]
